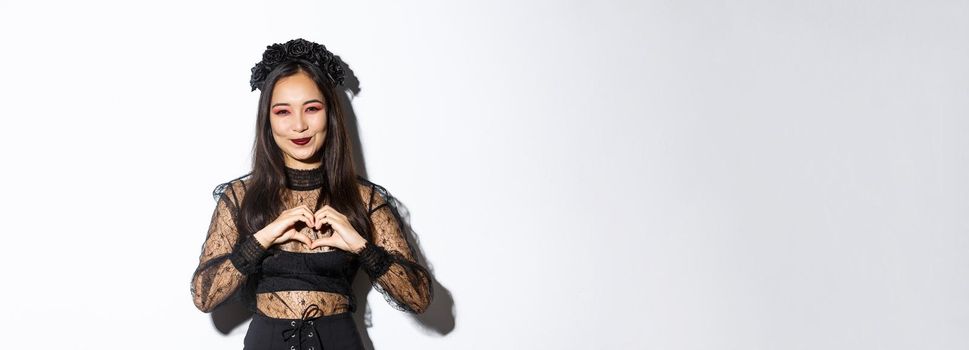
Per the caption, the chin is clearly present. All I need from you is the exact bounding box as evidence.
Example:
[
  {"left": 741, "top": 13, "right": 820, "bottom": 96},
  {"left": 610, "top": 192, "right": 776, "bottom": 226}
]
[{"left": 290, "top": 148, "right": 323, "bottom": 161}]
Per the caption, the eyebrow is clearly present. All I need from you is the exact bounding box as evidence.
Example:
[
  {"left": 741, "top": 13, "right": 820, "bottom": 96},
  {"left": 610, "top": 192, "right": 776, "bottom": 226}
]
[{"left": 271, "top": 99, "right": 324, "bottom": 108}]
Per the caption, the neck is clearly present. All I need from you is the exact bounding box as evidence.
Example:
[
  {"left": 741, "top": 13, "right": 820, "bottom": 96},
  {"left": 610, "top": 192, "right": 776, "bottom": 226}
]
[
  {"left": 283, "top": 164, "right": 325, "bottom": 191},
  {"left": 284, "top": 160, "right": 323, "bottom": 170}
]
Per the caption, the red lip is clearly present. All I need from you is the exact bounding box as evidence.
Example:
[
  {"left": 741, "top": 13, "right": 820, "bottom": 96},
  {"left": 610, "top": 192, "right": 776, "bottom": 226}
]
[{"left": 291, "top": 137, "right": 311, "bottom": 145}]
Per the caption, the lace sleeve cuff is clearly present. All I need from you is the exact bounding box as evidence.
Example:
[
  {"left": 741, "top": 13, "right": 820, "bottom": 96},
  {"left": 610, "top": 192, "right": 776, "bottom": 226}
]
[
  {"left": 357, "top": 241, "right": 393, "bottom": 279},
  {"left": 229, "top": 234, "right": 268, "bottom": 275}
]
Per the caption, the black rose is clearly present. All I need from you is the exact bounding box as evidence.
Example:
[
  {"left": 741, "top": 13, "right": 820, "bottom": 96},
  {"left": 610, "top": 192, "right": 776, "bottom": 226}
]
[
  {"left": 249, "top": 64, "right": 268, "bottom": 91},
  {"left": 315, "top": 45, "right": 333, "bottom": 59},
  {"left": 310, "top": 47, "right": 329, "bottom": 66},
  {"left": 262, "top": 44, "right": 285, "bottom": 66},
  {"left": 327, "top": 62, "right": 345, "bottom": 85},
  {"left": 286, "top": 38, "right": 312, "bottom": 58}
]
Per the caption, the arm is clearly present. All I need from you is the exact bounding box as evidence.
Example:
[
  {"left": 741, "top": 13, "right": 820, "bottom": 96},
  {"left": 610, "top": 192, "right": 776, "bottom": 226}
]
[
  {"left": 190, "top": 180, "right": 268, "bottom": 313},
  {"left": 356, "top": 184, "right": 434, "bottom": 314}
]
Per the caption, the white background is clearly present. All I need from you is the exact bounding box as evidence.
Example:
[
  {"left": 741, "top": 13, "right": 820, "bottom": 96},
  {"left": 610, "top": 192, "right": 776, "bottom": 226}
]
[{"left": 0, "top": 0, "right": 967, "bottom": 349}]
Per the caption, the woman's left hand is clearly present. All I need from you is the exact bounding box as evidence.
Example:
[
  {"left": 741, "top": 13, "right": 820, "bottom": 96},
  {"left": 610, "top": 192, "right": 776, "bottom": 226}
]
[{"left": 310, "top": 205, "right": 368, "bottom": 254}]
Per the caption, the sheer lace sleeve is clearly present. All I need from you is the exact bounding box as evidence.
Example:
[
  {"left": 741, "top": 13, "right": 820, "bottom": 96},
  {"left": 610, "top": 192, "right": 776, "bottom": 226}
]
[
  {"left": 191, "top": 178, "right": 268, "bottom": 313},
  {"left": 356, "top": 183, "right": 434, "bottom": 314}
]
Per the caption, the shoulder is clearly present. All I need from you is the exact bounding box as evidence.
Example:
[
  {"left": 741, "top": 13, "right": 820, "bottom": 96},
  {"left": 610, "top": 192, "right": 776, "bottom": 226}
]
[
  {"left": 354, "top": 175, "right": 394, "bottom": 213},
  {"left": 212, "top": 172, "right": 253, "bottom": 205}
]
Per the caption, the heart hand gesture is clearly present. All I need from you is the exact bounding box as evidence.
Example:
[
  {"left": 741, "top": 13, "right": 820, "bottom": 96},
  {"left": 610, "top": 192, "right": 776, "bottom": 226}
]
[
  {"left": 253, "top": 205, "right": 316, "bottom": 249},
  {"left": 309, "top": 205, "right": 368, "bottom": 254}
]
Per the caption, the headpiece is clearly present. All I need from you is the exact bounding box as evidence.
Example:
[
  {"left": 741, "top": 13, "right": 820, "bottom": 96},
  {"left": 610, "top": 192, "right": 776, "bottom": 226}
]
[{"left": 249, "top": 38, "right": 346, "bottom": 91}]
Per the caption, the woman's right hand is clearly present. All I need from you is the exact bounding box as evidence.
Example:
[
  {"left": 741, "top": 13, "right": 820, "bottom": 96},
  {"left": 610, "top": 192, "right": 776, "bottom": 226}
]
[{"left": 254, "top": 205, "right": 316, "bottom": 249}]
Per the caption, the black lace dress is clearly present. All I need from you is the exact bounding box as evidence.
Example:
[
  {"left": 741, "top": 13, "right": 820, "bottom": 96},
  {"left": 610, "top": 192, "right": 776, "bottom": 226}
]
[{"left": 190, "top": 166, "right": 433, "bottom": 349}]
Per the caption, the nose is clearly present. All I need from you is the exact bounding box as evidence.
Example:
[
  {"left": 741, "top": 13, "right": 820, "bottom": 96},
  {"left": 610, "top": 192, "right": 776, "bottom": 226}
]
[{"left": 292, "top": 110, "right": 308, "bottom": 133}]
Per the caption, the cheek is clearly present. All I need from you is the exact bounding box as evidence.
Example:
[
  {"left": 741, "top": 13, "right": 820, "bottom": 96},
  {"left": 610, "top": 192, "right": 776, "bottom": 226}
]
[
  {"left": 269, "top": 119, "right": 285, "bottom": 134},
  {"left": 313, "top": 118, "right": 328, "bottom": 135},
  {"left": 268, "top": 121, "right": 290, "bottom": 145},
  {"left": 312, "top": 114, "right": 327, "bottom": 129}
]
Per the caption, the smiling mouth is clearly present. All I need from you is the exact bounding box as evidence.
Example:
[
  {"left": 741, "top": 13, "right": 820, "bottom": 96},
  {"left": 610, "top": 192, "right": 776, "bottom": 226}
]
[{"left": 291, "top": 137, "right": 311, "bottom": 146}]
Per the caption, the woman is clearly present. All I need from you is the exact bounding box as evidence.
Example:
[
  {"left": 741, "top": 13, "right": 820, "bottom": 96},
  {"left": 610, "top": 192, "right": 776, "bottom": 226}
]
[{"left": 190, "top": 38, "right": 433, "bottom": 350}]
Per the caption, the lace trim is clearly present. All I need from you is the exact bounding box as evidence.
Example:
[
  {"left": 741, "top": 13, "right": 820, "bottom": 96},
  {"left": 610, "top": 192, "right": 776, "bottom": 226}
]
[
  {"left": 229, "top": 234, "right": 268, "bottom": 275},
  {"left": 357, "top": 241, "right": 393, "bottom": 279},
  {"left": 284, "top": 166, "right": 324, "bottom": 190}
]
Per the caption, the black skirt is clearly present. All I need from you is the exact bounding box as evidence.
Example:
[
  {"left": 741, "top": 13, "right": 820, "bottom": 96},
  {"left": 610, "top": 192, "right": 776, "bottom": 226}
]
[{"left": 243, "top": 306, "right": 364, "bottom": 350}]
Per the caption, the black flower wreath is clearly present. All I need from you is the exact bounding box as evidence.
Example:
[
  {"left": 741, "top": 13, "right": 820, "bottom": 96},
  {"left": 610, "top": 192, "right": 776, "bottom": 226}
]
[{"left": 249, "top": 38, "right": 346, "bottom": 91}]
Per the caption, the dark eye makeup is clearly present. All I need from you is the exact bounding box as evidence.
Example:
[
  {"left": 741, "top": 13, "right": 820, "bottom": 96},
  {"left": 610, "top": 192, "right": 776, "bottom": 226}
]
[{"left": 272, "top": 103, "right": 323, "bottom": 115}]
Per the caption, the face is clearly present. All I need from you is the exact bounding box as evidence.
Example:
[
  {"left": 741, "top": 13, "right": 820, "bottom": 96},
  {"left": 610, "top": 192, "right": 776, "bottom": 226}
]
[{"left": 269, "top": 71, "right": 328, "bottom": 169}]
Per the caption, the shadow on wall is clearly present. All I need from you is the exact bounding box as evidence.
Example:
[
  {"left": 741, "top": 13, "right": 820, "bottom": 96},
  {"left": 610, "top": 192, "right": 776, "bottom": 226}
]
[{"left": 205, "top": 59, "right": 456, "bottom": 349}]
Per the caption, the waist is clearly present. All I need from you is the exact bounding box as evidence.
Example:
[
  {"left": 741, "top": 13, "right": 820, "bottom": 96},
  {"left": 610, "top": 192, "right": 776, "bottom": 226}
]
[
  {"left": 253, "top": 309, "right": 353, "bottom": 323},
  {"left": 255, "top": 290, "right": 353, "bottom": 317}
]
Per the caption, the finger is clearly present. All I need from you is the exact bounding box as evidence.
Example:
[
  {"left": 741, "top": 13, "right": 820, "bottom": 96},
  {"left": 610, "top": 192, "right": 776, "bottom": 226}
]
[
  {"left": 320, "top": 214, "right": 351, "bottom": 233},
  {"left": 316, "top": 206, "right": 333, "bottom": 220},
  {"left": 282, "top": 205, "right": 309, "bottom": 215},
  {"left": 296, "top": 206, "right": 316, "bottom": 227},
  {"left": 321, "top": 206, "right": 347, "bottom": 220},
  {"left": 287, "top": 209, "right": 316, "bottom": 228},
  {"left": 284, "top": 206, "right": 314, "bottom": 225},
  {"left": 309, "top": 235, "right": 339, "bottom": 250},
  {"left": 315, "top": 209, "right": 345, "bottom": 230},
  {"left": 274, "top": 228, "right": 298, "bottom": 244},
  {"left": 316, "top": 215, "right": 343, "bottom": 233},
  {"left": 291, "top": 232, "right": 313, "bottom": 247},
  {"left": 314, "top": 211, "right": 331, "bottom": 230}
]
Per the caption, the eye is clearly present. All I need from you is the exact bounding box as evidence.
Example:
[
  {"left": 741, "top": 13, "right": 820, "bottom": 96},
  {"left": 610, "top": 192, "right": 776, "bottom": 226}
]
[
  {"left": 306, "top": 106, "right": 321, "bottom": 112},
  {"left": 274, "top": 109, "right": 290, "bottom": 116}
]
